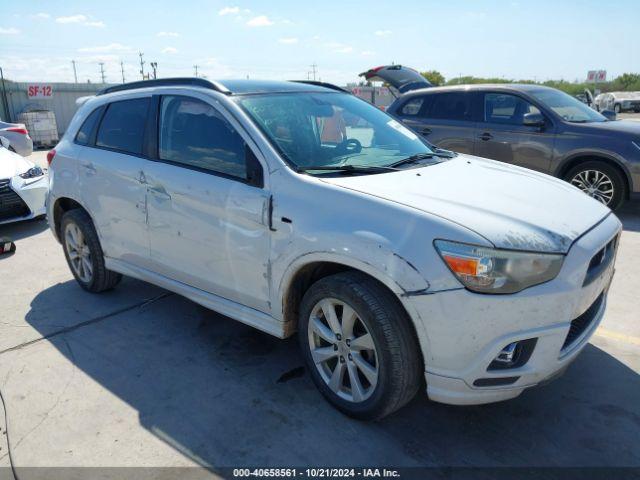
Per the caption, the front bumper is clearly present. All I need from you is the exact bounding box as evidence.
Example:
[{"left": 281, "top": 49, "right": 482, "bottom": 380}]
[
  {"left": 406, "top": 213, "right": 621, "bottom": 405},
  {"left": 0, "top": 174, "right": 48, "bottom": 225}
]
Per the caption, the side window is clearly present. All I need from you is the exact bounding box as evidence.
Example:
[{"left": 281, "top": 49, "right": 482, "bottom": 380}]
[
  {"left": 400, "top": 97, "right": 425, "bottom": 116},
  {"left": 75, "top": 107, "right": 103, "bottom": 145},
  {"left": 428, "top": 92, "right": 472, "bottom": 121},
  {"left": 484, "top": 93, "right": 540, "bottom": 125},
  {"left": 96, "top": 98, "right": 149, "bottom": 155},
  {"left": 159, "top": 96, "right": 248, "bottom": 181}
]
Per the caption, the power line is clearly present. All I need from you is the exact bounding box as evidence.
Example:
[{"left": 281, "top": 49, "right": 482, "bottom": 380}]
[
  {"left": 99, "top": 62, "right": 106, "bottom": 83},
  {"left": 71, "top": 60, "right": 78, "bottom": 83},
  {"left": 310, "top": 62, "right": 318, "bottom": 81},
  {"left": 139, "top": 51, "right": 146, "bottom": 80},
  {"left": 193, "top": 64, "right": 199, "bottom": 77}
]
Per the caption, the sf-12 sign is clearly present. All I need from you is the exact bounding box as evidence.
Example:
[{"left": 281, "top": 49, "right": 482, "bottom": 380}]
[
  {"left": 587, "top": 70, "right": 607, "bottom": 82},
  {"left": 27, "top": 85, "right": 54, "bottom": 99}
]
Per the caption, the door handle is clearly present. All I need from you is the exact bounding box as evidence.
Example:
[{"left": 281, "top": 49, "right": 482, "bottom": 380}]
[
  {"left": 421, "top": 128, "right": 432, "bottom": 136},
  {"left": 147, "top": 186, "right": 171, "bottom": 201},
  {"left": 479, "top": 132, "right": 493, "bottom": 141}
]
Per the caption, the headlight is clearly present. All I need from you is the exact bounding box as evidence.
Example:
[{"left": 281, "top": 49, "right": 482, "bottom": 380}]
[
  {"left": 19, "top": 167, "right": 44, "bottom": 179},
  {"left": 434, "top": 240, "right": 564, "bottom": 294}
]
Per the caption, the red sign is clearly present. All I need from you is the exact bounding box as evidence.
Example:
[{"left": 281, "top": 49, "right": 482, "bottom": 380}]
[{"left": 27, "top": 85, "right": 53, "bottom": 99}]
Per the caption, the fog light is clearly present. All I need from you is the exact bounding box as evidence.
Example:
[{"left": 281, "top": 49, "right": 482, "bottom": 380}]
[
  {"left": 495, "top": 342, "right": 519, "bottom": 364},
  {"left": 488, "top": 338, "right": 537, "bottom": 371}
]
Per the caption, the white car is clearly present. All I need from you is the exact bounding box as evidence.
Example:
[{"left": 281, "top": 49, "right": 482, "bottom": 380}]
[
  {"left": 47, "top": 79, "right": 621, "bottom": 419},
  {"left": 0, "top": 137, "right": 47, "bottom": 225},
  {"left": 594, "top": 91, "right": 640, "bottom": 113},
  {"left": 0, "top": 119, "right": 34, "bottom": 157}
]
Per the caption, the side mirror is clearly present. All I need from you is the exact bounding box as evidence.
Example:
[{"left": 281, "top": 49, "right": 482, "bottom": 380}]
[
  {"left": 0, "top": 136, "right": 10, "bottom": 149},
  {"left": 523, "top": 112, "right": 545, "bottom": 127},
  {"left": 601, "top": 110, "right": 617, "bottom": 121}
]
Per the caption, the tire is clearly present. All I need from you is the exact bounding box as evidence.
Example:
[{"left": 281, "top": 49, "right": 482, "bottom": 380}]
[
  {"left": 61, "top": 209, "right": 122, "bottom": 293},
  {"left": 298, "top": 271, "right": 422, "bottom": 420},
  {"left": 565, "top": 161, "right": 627, "bottom": 210},
  {"left": 614, "top": 104, "right": 621, "bottom": 114}
]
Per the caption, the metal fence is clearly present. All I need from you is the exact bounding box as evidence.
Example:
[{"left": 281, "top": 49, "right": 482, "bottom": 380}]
[{"left": 0, "top": 82, "right": 114, "bottom": 135}]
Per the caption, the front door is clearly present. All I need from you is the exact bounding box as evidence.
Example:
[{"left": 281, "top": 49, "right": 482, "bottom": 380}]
[
  {"left": 474, "top": 92, "right": 556, "bottom": 172},
  {"left": 145, "top": 94, "right": 271, "bottom": 313}
]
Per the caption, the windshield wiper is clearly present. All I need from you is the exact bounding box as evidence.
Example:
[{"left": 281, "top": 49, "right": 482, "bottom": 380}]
[
  {"left": 296, "top": 164, "right": 399, "bottom": 174},
  {"left": 387, "top": 150, "right": 455, "bottom": 169}
]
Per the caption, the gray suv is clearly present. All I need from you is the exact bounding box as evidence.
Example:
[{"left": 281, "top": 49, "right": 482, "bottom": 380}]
[{"left": 366, "top": 67, "right": 640, "bottom": 209}]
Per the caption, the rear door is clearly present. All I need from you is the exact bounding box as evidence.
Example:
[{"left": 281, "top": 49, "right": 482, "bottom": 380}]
[
  {"left": 78, "top": 97, "right": 151, "bottom": 266},
  {"left": 474, "top": 91, "right": 556, "bottom": 172},
  {"left": 144, "top": 94, "right": 271, "bottom": 312},
  {"left": 397, "top": 91, "right": 477, "bottom": 154}
]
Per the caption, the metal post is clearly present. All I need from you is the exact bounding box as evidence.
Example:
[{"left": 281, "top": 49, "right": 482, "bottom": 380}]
[
  {"left": 99, "top": 62, "right": 106, "bottom": 83},
  {"left": 139, "top": 52, "right": 146, "bottom": 80},
  {"left": 120, "top": 61, "right": 126, "bottom": 83},
  {"left": 71, "top": 60, "right": 78, "bottom": 83}
]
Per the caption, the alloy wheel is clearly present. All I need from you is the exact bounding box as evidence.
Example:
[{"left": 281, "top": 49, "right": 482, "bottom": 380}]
[
  {"left": 65, "top": 223, "right": 93, "bottom": 283},
  {"left": 570, "top": 169, "right": 615, "bottom": 206},
  {"left": 307, "top": 298, "right": 379, "bottom": 403}
]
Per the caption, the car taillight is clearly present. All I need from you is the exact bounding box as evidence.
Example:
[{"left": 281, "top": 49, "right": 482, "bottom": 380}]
[
  {"left": 47, "top": 149, "right": 56, "bottom": 165},
  {"left": 6, "top": 127, "right": 28, "bottom": 135}
]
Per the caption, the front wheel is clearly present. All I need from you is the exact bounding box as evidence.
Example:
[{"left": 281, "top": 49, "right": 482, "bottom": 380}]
[
  {"left": 298, "top": 272, "right": 422, "bottom": 420},
  {"left": 565, "top": 161, "right": 626, "bottom": 209}
]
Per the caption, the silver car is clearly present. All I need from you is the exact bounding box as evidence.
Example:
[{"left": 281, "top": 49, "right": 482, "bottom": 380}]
[{"left": 0, "top": 119, "right": 34, "bottom": 157}]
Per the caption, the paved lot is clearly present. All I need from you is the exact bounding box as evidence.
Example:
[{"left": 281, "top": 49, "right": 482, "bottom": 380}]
[{"left": 0, "top": 150, "right": 639, "bottom": 475}]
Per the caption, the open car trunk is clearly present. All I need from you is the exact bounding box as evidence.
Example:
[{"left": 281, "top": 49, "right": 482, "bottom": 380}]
[{"left": 359, "top": 65, "right": 432, "bottom": 94}]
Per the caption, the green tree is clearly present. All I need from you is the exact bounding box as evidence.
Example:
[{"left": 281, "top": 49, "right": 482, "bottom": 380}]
[{"left": 421, "top": 70, "right": 445, "bottom": 86}]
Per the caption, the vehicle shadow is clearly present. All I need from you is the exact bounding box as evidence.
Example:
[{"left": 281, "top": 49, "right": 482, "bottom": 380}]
[
  {"left": 23, "top": 282, "right": 640, "bottom": 469},
  {"left": 0, "top": 217, "right": 48, "bottom": 241},
  {"left": 617, "top": 200, "right": 640, "bottom": 232}
]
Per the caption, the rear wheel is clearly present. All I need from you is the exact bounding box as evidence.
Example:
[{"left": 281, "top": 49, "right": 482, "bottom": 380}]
[
  {"left": 565, "top": 161, "right": 626, "bottom": 209},
  {"left": 298, "top": 272, "right": 422, "bottom": 420},
  {"left": 61, "top": 209, "right": 121, "bottom": 292}
]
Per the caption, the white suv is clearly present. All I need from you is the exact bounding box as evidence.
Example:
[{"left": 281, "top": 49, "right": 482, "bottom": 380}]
[{"left": 47, "top": 78, "right": 621, "bottom": 419}]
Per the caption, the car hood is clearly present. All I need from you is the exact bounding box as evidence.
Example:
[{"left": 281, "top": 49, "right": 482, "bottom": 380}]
[
  {"left": 321, "top": 155, "right": 611, "bottom": 253},
  {"left": 572, "top": 119, "right": 640, "bottom": 137},
  {"left": 0, "top": 147, "right": 33, "bottom": 179}
]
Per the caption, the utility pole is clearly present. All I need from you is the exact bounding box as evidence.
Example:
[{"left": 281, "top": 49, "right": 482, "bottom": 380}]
[
  {"left": 120, "top": 61, "right": 126, "bottom": 83},
  {"left": 139, "top": 52, "right": 146, "bottom": 80},
  {"left": 150, "top": 62, "right": 158, "bottom": 79},
  {"left": 193, "top": 65, "right": 199, "bottom": 77},
  {"left": 309, "top": 62, "right": 318, "bottom": 81},
  {"left": 99, "top": 62, "right": 106, "bottom": 83},
  {"left": 71, "top": 60, "right": 78, "bottom": 83}
]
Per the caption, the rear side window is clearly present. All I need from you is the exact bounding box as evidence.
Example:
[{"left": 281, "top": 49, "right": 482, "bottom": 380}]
[
  {"left": 75, "top": 107, "right": 102, "bottom": 145},
  {"left": 484, "top": 93, "right": 540, "bottom": 125},
  {"left": 159, "top": 95, "right": 248, "bottom": 180},
  {"left": 96, "top": 98, "right": 150, "bottom": 155},
  {"left": 400, "top": 97, "right": 425, "bottom": 116},
  {"left": 428, "top": 92, "right": 472, "bottom": 121}
]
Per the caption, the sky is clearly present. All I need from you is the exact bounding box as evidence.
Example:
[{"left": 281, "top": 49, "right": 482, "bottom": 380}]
[{"left": 1, "top": 0, "right": 638, "bottom": 86}]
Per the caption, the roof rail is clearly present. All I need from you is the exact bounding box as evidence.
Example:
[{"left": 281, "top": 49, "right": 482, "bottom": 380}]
[
  {"left": 96, "top": 77, "right": 231, "bottom": 96},
  {"left": 290, "top": 80, "right": 350, "bottom": 93}
]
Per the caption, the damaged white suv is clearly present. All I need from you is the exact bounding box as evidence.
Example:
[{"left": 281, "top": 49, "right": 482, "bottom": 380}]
[{"left": 47, "top": 78, "right": 621, "bottom": 419}]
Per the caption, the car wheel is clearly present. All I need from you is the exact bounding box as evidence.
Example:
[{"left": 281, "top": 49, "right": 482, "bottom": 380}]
[
  {"left": 298, "top": 271, "right": 422, "bottom": 420},
  {"left": 565, "top": 161, "right": 626, "bottom": 209},
  {"left": 614, "top": 104, "right": 621, "bottom": 113},
  {"left": 61, "top": 209, "right": 122, "bottom": 292}
]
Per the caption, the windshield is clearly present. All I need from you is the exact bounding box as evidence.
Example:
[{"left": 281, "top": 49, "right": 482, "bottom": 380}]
[
  {"left": 237, "top": 92, "right": 435, "bottom": 172},
  {"left": 530, "top": 89, "right": 607, "bottom": 123}
]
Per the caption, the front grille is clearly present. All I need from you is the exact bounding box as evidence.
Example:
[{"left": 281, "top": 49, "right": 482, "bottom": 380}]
[
  {"left": 583, "top": 236, "right": 617, "bottom": 287},
  {"left": 0, "top": 179, "right": 30, "bottom": 221},
  {"left": 561, "top": 293, "right": 604, "bottom": 351}
]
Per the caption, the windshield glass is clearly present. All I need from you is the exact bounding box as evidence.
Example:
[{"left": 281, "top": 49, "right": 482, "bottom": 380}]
[
  {"left": 237, "top": 92, "right": 434, "bottom": 172},
  {"left": 530, "top": 89, "right": 607, "bottom": 123}
]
